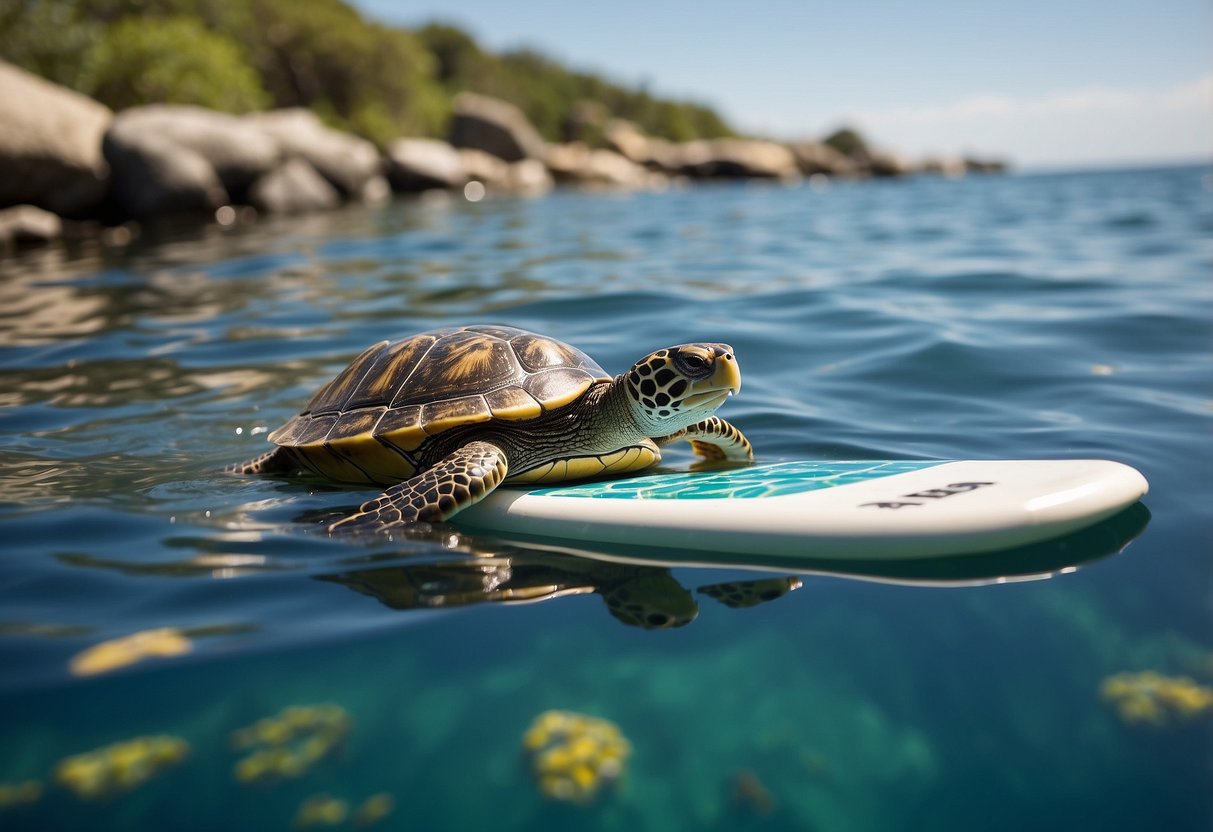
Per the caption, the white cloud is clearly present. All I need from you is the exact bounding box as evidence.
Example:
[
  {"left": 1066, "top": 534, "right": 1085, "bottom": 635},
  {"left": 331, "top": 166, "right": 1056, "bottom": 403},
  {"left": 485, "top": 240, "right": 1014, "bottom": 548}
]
[{"left": 841, "top": 74, "right": 1213, "bottom": 166}]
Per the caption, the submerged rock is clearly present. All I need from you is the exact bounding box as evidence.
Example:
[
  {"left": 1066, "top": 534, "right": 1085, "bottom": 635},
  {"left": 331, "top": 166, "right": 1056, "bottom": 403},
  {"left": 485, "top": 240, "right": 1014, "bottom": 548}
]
[
  {"left": 450, "top": 92, "right": 548, "bottom": 163},
  {"left": 0, "top": 60, "right": 112, "bottom": 216}
]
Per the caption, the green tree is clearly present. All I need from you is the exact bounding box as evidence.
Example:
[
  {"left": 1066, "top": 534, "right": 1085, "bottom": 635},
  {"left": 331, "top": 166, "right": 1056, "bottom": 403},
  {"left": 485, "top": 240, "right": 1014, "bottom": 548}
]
[{"left": 79, "top": 15, "right": 269, "bottom": 112}]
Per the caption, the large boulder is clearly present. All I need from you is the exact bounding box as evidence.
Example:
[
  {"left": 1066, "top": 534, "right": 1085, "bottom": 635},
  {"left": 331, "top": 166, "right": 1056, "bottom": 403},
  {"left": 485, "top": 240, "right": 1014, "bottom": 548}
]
[
  {"left": 248, "top": 158, "right": 341, "bottom": 214},
  {"left": 109, "top": 105, "right": 280, "bottom": 199},
  {"left": 457, "top": 149, "right": 552, "bottom": 195},
  {"left": 604, "top": 120, "right": 680, "bottom": 172},
  {"left": 546, "top": 142, "right": 651, "bottom": 187},
  {"left": 103, "top": 122, "right": 228, "bottom": 220},
  {"left": 449, "top": 93, "right": 548, "bottom": 163},
  {"left": 789, "top": 141, "right": 858, "bottom": 177},
  {"left": 0, "top": 60, "right": 112, "bottom": 216},
  {"left": 245, "top": 109, "right": 381, "bottom": 196},
  {"left": 679, "top": 139, "right": 800, "bottom": 180},
  {"left": 385, "top": 139, "right": 467, "bottom": 191}
]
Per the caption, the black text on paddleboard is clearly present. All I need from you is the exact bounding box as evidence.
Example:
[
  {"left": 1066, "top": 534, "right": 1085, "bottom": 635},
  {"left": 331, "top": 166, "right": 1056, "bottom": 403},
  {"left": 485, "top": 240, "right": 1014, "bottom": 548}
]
[{"left": 860, "top": 481, "right": 995, "bottom": 509}]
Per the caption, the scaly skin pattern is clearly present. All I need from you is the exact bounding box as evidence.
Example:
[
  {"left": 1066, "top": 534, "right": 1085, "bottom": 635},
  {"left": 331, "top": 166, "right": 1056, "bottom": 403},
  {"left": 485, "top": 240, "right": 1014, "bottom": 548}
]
[
  {"left": 657, "top": 416, "right": 754, "bottom": 461},
  {"left": 328, "top": 441, "right": 508, "bottom": 532}
]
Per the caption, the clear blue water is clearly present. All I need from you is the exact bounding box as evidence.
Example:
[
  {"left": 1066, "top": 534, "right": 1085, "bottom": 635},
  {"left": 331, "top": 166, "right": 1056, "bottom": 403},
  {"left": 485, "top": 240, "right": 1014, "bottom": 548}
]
[{"left": 1, "top": 166, "right": 1210, "bottom": 830}]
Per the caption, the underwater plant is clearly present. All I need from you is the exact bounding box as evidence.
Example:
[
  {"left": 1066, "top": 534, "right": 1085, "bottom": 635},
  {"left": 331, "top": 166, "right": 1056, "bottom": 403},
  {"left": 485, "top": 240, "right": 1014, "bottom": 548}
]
[
  {"left": 231, "top": 703, "right": 351, "bottom": 784},
  {"left": 55, "top": 735, "right": 189, "bottom": 799},
  {"left": 1099, "top": 671, "right": 1213, "bottom": 725},
  {"left": 522, "top": 710, "right": 631, "bottom": 804}
]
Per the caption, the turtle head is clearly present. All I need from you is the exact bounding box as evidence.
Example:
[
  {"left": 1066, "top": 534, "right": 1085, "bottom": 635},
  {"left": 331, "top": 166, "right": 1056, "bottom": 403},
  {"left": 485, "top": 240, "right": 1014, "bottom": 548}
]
[{"left": 623, "top": 343, "right": 741, "bottom": 435}]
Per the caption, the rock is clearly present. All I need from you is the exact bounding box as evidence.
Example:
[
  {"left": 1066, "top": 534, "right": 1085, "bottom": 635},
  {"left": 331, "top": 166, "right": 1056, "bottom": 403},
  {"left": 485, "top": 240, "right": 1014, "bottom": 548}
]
[
  {"left": 506, "top": 159, "right": 554, "bottom": 195},
  {"left": 0, "top": 204, "right": 63, "bottom": 249},
  {"left": 449, "top": 93, "right": 548, "bottom": 163},
  {"left": 563, "top": 100, "right": 608, "bottom": 144},
  {"left": 964, "top": 157, "right": 1009, "bottom": 174},
  {"left": 679, "top": 139, "right": 800, "bottom": 180},
  {"left": 866, "top": 150, "right": 912, "bottom": 178},
  {"left": 359, "top": 175, "right": 392, "bottom": 204},
  {"left": 246, "top": 109, "right": 380, "bottom": 196},
  {"left": 456, "top": 149, "right": 552, "bottom": 195},
  {"left": 458, "top": 148, "right": 511, "bottom": 186},
  {"left": 546, "top": 142, "right": 650, "bottom": 187},
  {"left": 604, "top": 120, "right": 680, "bottom": 172},
  {"left": 919, "top": 156, "right": 967, "bottom": 178},
  {"left": 110, "top": 105, "right": 280, "bottom": 198},
  {"left": 789, "top": 141, "right": 858, "bottom": 177},
  {"left": 0, "top": 60, "right": 112, "bottom": 216},
  {"left": 248, "top": 158, "right": 341, "bottom": 214},
  {"left": 103, "top": 124, "right": 228, "bottom": 220},
  {"left": 385, "top": 139, "right": 467, "bottom": 191}
]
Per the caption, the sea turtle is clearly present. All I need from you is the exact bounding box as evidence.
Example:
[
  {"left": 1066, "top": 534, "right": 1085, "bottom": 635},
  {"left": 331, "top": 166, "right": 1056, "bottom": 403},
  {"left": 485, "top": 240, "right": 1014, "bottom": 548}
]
[{"left": 230, "top": 325, "right": 753, "bottom": 533}]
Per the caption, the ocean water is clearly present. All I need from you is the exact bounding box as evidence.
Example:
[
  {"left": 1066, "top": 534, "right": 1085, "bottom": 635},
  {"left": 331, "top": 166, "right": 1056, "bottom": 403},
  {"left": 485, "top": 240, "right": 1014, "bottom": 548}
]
[{"left": 0, "top": 166, "right": 1210, "bottom": 830}]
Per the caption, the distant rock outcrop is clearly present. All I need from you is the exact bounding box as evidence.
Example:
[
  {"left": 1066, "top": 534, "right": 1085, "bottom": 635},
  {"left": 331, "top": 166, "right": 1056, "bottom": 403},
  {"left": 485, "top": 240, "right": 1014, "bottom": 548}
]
[
  {"left": 245, "top": 108, "right": 382, "bottom": 197},
  {"left": 789, "top": 141, "right": 857, "bottom": 177},
  {"left": 679, "top": 139, "right": 800, "bottom": 180},
  {"left": 248, "top": 158, "right": 341, "bottom": 214},
  {"left": 385, "top": 139, "right": 468, "bottom": 191},
  {"left": 0, "top": 63, "right": 1009, "bottom": 256},
  {"left": 546, "top": 143, "right": 651, "bottom": 187},
  {"left": 449, "top": 93, "right": 549, "bottom": 163},
  {"left": 103, "top": 116, "right": 229, "bottom": 220},
  {"left": 108, "top": 105, "right": 280, "bottom": 199},
  {"left": 0, "top": 60, "right": 112, "bottom": 216},
  {"left": 0, "top": 204, "right": 63, "bottom": 249}
]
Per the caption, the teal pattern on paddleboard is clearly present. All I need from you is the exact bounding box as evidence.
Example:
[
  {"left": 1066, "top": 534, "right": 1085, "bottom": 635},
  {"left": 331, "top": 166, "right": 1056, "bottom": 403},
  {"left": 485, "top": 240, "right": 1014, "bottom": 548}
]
[{"left": 528, "top": 460, "right": 943, "bottom": 500}]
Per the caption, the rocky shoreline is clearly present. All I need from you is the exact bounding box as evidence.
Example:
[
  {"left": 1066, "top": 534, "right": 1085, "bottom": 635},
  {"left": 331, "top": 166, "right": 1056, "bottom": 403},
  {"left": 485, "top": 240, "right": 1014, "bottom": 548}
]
[{"left": 0, "top": 60, "right": 1006, "bottom": 253}]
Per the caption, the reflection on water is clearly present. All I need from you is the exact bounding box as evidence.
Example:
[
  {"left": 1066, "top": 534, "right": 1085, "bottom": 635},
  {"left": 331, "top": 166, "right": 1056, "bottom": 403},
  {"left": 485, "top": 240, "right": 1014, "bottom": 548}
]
[{"left": 0, "top": 167, "right": 1209, "bottom": 831}]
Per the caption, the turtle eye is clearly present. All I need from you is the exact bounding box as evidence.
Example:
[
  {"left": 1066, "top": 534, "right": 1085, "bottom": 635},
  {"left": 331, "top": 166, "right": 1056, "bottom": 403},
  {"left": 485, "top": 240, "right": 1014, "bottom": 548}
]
[{"left": 674, "top": 350, "right": 711, "bottom": 377}]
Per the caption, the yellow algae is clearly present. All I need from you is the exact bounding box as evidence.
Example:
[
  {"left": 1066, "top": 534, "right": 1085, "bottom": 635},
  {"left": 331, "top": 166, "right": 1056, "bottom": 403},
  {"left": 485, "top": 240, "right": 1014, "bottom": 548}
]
[
  {"left": 55, "top": 735, "right": 189, "bottom": 799},
  {"left": 294, "top": 794, "right": 349, "bottom": 829},
  {"left": 352, "top": 793, "right": 395, "bottom": 827},
  {"left": 69, "top": 627, "right": 193, "bottom": 677},
  {"left": 231, "top": 703, "right": 351, "bottom": 784},
  {"left": 1100, "top": 671, "right": 1213, "bottom": 725},
  {"left": 523, "top": 710, "right": 632, "bottom": 805},
  {"left": 0, "top": 780, "right": 42, "bottom": 809}
]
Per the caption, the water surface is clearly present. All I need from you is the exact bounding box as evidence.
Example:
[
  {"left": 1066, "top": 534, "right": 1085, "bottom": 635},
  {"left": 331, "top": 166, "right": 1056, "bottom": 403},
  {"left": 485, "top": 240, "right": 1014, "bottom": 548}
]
[{"left": 1, "top": 166, "right": 1210, "bottom": 830}]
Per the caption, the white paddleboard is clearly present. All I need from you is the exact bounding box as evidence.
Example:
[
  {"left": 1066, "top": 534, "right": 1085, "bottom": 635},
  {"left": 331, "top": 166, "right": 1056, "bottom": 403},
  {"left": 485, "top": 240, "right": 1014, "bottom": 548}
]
[{"left": 457, "top": 459, "right": 1148, "bottom": 560}]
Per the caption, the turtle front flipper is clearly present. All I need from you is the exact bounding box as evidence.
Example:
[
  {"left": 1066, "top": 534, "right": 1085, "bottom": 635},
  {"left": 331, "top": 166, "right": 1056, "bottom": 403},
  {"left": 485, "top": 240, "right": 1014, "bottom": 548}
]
[
  {"left": 657, "top": 416, "right": 753, "bottom": 461},
  {"left": 329, "top": 441, "right": 508, "bottom": 534}
]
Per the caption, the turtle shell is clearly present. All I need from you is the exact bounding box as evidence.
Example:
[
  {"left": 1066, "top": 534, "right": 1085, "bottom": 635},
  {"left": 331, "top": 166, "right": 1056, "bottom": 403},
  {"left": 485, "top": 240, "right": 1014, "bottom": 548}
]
[{"left": 267, "top": 326, "right": 610, "bottom": 484}]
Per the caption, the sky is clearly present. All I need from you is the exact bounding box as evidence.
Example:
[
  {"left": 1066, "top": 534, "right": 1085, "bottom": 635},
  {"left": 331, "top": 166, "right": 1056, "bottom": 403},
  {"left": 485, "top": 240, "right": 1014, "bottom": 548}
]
[{"left": 354, "top": 0, "right": 1212, "bottom": 169}]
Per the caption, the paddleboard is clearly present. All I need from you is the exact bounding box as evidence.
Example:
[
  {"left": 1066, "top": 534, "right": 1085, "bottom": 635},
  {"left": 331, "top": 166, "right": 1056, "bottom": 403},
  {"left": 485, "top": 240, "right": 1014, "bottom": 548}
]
[{"left": 457, "top": 459, "right": 1148, "bottom": 560}]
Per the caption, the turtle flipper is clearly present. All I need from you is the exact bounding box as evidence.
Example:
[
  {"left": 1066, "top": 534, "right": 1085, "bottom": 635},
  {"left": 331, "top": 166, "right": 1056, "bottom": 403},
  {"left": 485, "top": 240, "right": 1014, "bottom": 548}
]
[
  {"left": 657, "top": 416, "right": 753, "bottom": 461},
  {"left": 329, "top": 441, "right": 508, "bottom": 534},
  {"left": 226, "top": 447, "right": 299, "bottom": 475}
]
